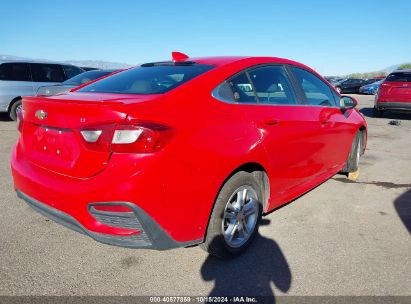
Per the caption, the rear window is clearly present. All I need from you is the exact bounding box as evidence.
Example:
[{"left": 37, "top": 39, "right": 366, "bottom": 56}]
[
  {"left": 63, "top": 65, "right": 84, "bottom": 79},
  {"left": 0, "top": 63, "right": 31, "bottom": 81},
  {"left": 78, "top": 64, "right": 214, "bottom": 94},
  {"left": 386, "top": 72, "right": 411, "bottom": 82},
  {"left": 31, "top": 63, "right": 65, "bottom": 82},
  {"left": 63, "top": 70, "right": 112, "bottom": 86}
]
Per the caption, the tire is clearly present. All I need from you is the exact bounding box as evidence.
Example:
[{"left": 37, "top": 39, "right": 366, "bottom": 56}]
[
  {"left": 9, "top": 99, "right": 22, "bottom": 121},
  {"left": 341, "top": 132, "right": 362, "bottom": 174},
  {"left": 373, "top": 107, "right": 384, "bottom": 118},
  {"left": 200, "top": 171, "right": 263, "bottom": 259}
]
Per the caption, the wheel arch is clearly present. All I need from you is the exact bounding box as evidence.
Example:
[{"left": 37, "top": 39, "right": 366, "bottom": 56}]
[{"left": 201, "top": 161, "right": 270, "bottom": 243}]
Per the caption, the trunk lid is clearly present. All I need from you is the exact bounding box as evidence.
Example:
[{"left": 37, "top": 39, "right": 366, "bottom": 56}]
[{"left": 20, "top": 92, "right": 160, "bottom": 178}]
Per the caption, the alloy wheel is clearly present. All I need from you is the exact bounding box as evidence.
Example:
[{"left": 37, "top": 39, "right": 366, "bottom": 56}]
[{"left": 222, "top": 186, "right": 259, "bottom": 248}]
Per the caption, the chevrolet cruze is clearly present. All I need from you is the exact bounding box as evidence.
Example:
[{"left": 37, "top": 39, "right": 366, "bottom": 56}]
[{"left": 11, "top": 53, "right": 367, "bottom": 258}]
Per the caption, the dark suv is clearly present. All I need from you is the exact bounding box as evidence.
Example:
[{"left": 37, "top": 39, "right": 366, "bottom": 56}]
[
  {"left": 0, "top": 61, "right": 84, "bottom": 120},
  {"left": 334, "top": 78, "right": 365, "bottom": 94}
]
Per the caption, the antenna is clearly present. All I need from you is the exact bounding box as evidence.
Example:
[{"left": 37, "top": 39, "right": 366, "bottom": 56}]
[{"left": 172, "top": 52, "right": 189, "bottom": 62}]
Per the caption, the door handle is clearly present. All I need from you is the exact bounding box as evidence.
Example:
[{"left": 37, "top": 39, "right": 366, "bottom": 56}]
[
  {"left": 320, "top": 119, "right": 329, "bottom": 125},
  {"left": 261, "top": 118, "right": 280, "bottom": 126}
]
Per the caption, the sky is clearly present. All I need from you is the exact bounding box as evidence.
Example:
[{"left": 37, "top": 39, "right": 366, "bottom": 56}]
[{"left": 1, "top": 0, "right": 411, "bottom": 75}]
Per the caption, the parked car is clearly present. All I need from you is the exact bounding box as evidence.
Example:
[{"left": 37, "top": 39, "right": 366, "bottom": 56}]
[
  {"left": 334, "top": 78, "right": 365, "bottom": 94},
  {"left": 11, "top": 53, "right": 367, "bottom": 258},
  {"left": 363, "top": 78, "right": 382, "bottom": 85},
  {"left": 37, "top": 69, "right": 118, "bottom": 96},
  {"left": 0, "top": 61, "right": 84, "bottom": 120},
  {"left": 359, "top": 79, "right": 384, "bottom": 95},
  {"left": 374, "top": 70, "right": 411, "bottom": 117},
  {"left": 325, "top": 76, "right": 344, "bottom": 85}
]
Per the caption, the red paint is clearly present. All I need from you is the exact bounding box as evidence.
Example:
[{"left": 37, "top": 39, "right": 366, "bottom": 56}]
[{"left": 11, "top": 56, "right": 367, "bottom": 244}]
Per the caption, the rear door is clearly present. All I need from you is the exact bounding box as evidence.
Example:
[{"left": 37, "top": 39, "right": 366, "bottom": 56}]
[
  {"left": 222, "top": 65, "right": 324, "bottom": 206},
  {"left": 289, "top": 66, "right": 354, "bottom": 171}
]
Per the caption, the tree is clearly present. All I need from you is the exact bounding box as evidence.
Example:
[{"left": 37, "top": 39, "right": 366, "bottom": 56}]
[{"left": 398, "top": 63, "right": 411, "bottom": 70}]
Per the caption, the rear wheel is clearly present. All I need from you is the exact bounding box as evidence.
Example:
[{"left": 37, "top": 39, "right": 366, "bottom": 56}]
[
  {"left": 341, "top": 132, "right": 362, "bottom": 174},
  {"left": 9, "top": 99, "right": 22, "bottom": 121},
  {"left": 200, "top": 171, "right": 263, "bottom": 259},
  {"left": 373, "top": 107, "right": 384, "bottom": 118}
]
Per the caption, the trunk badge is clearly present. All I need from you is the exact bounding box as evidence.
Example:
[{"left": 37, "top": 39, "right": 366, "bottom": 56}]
[{"left": 35, "top": 110, "right": 48, "bottom": 120}]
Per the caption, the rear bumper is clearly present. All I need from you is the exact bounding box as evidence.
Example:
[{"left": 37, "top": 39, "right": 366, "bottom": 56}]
[
  {"left": 376, "top": 101, "right": 411, "bottom": 111},
  {"left": 16, "top": 190, "right": 199, "bottom": 250},
  {"left": 11, "top": 140, "right": 204, "bottom": 249}
]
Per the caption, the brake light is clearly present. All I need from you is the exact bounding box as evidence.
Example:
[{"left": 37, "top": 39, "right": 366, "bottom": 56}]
[
  {"left": 17, "top": 111, "right": 24, "bottom": 133},
  {"left": 79, "top": 121, "right": 172, "bottom": 153}
]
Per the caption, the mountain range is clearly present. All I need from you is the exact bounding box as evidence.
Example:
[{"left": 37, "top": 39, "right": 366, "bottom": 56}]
[
  {"left": 0, "top": 54, "right": 133, "bottom": 69},
  {"left": 0, "top": 54, "right": 407, "bottom": 74}
]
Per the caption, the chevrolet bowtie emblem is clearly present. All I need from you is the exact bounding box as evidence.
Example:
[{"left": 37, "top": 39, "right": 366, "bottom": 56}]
[{"left": 35, "top": 109, "right": 48, "bottom": 120}]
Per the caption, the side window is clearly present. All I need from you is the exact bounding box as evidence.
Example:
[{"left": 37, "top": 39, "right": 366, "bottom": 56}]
[
  {"left": 291, "top": 67, "right": 336, "bottom": 107},
  {"left": 0, "top": 63, "right": 31, "bottom": 81},
  {"left": 30, "top": 64, "right": 65, "bottom": 82},
  {"left": 63, "top": 65, "right": 84, "bottom": 80},
  {"left": 248, "top": 65, "right": 295, "bottom": 104},
  {"left": 228, "top": 72, "right": 257, "bottom": 103}
]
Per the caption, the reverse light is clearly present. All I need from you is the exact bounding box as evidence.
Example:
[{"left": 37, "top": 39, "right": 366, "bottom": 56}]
[
  {"left": 80, "top": 130, "right": 102, "bottom": 142},
  {"left": 112, "top": 129, "right": 143, "bottom": 144}
]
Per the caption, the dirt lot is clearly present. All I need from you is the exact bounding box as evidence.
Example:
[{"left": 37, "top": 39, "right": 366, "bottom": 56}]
[{"left": 0, "top": 94, "right": 410, "bottom": 298}]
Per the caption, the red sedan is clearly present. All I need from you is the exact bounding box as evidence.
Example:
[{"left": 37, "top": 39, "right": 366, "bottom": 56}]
[{"left": 11, "top": 53, "right": 367, "bottom": 258}]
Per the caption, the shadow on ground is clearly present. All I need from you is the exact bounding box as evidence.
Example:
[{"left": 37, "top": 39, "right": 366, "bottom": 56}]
[
  {"left": 200, "top": 219, "right": 291, "bottom": 303},
  {"left": 360, "top": 107, "right": 411, "bottom": 120},
  {"left": 394, "top": 189, "right": 411, "bottom": 234}
]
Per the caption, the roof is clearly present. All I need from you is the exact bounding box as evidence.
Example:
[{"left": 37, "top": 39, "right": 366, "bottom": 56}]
[
  {"left": 153, "top": 56, "right": 311, "bottom": 72},
  {"left": 0, "top": 59, "right": 74, "bottom": 65},
  {"left": 392, "top": 69, "right": 411, "bottom": 73}
]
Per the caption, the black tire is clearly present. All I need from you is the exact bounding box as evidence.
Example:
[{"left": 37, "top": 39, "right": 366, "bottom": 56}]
[
  {"left": 373, "top": 107, "right": 384, "bottom": 118},
  {"left": 9, "top": 99, "right": 22, "bottom": 121},
  {"left": 200, "top": 171, "right": 263, "bottom": 259},
  {"left": 341, "top": 132, "right": 362, "bottom": 174}
]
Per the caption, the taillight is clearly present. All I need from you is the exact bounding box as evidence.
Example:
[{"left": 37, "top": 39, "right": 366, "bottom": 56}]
[
  {"left": 79, "top": 121, "right": 172, "bottom": 153},
  {"left": 17, "top": 110, "right": 24, "bottom": 133},
  {"left": 111, "top": 122, "right": 173, "bottom": 153}
]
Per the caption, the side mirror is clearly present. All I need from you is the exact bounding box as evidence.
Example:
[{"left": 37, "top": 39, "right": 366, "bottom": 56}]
[{"left": 340, "top": 95, "right": 357, "bottom": 111}]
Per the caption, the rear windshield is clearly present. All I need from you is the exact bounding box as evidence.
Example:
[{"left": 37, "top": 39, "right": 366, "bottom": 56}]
[
  {"left": 386, "top": 72, "right": 411, "bottom": 82},
  {"left": 78, "top": 64, "right": 214, "bottom": 94}
]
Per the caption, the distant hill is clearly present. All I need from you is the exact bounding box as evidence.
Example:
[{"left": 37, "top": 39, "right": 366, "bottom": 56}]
[{"left": 0, "top": 54, "right": 134, "bottom": 69}]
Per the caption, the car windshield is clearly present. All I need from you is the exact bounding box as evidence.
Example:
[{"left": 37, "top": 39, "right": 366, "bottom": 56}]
[
  {"left": 386, "top": 72, "right": 411, "bottom": 82},
  {"left": 78, "top": 64, "right": 215, "bottom": 94},
  {"left": 63, "top": 70, "right": 114, "bottom": 86}
]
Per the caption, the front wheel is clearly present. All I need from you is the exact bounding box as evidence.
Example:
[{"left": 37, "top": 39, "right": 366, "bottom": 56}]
[
  {"left": 341, "top": 132, "right": 362, "bottom": 174},
  {"left": 200, "top": 171, "right": 263, "bottom": 259}
]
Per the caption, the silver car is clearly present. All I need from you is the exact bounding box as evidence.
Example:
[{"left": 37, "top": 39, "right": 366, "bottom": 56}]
[{"left": 0, "top": 60, "right": 84, "bottom": 120}]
